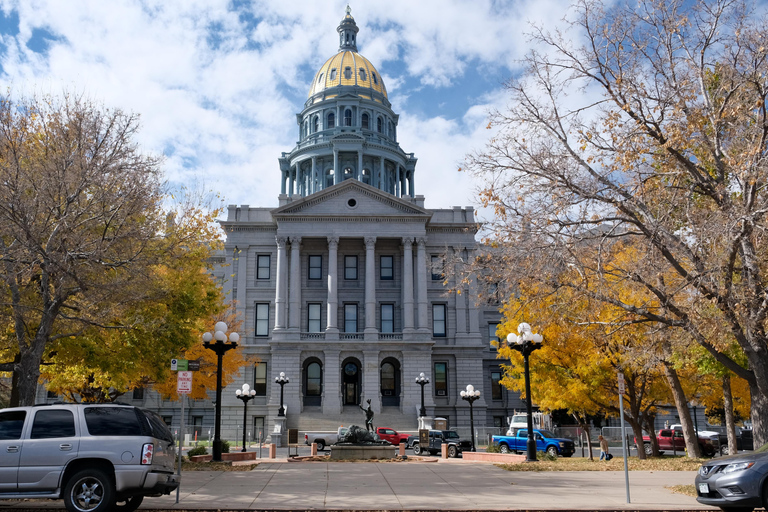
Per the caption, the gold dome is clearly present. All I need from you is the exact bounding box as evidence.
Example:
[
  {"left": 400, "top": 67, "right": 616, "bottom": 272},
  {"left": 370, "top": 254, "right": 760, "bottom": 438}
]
[{"left": 308, "top": 50, "right": 387, "bottom": 100}]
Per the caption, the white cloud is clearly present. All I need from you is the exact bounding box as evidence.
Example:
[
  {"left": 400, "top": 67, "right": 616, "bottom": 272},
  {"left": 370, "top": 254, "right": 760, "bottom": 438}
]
[{"left": 0, "top": 0, "right": 574, "bottom": 212}]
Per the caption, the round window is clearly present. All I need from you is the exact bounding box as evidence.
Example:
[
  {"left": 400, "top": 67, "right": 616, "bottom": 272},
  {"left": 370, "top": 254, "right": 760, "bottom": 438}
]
[
  {"left": 344, "top": 363, "right": 358, "bottom": 376},
  {"left": 347, "top": 198, "right": 357, "bottom": 208}
]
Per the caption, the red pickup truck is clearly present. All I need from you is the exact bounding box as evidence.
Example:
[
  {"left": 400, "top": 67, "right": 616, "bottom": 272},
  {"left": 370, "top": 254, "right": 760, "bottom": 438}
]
[
  {"left": 636, "top": 428, "right": 716, "bottom": 456},
  {"left": 375, "top": 427, "right": 410, "bottom": 446}
]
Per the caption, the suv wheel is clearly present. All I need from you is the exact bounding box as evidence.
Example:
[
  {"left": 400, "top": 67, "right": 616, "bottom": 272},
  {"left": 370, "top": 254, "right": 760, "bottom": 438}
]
[
  {"left": 499, "top": 443, "right": 510, "bottom": 454},
  {"left": 644, "top": 443, "right": 653, "bottom": 456},
  {"left": 447, "top": 445, "right": 458, "bottom": 458},
  {"left": 316, "top": 440, "right": 325, "bottom": 451},
  {"left": 546, "top": 446, "right": 558, "bottom": 457},
  {"left": 114, "top": 496, "right": 144, "bottom": 512},
  {"left": 412, "top": 443, "right": 422, "bottom": 455},
  {"left": 64, "top": 469, "right": 115, "bottom": 512}
]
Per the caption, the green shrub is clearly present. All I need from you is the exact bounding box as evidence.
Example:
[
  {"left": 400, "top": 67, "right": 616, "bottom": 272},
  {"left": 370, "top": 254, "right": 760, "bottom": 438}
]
[
  {"left": 187, "top": 446, "right": 207, "bottom": 457},
  {"left": 221, "top": 440, "right": 230, "bottom": 453},
  {"left": 485, "top": 442, "right": 501, "bottom": 453}
]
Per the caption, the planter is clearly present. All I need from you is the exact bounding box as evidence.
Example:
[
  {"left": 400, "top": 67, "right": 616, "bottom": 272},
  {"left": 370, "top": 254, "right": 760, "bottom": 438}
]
[{"left": 461, "top": 451, "right": 526, "bottom": 463}]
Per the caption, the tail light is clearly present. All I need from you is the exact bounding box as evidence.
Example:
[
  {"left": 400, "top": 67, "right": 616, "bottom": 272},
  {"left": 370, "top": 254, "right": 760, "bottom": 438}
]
[
  {"left": 305, "top": 434, "right": 308, "bottom": 442},
  {"left": 141, "top": 443, "right": 154, "bottom": 465}
]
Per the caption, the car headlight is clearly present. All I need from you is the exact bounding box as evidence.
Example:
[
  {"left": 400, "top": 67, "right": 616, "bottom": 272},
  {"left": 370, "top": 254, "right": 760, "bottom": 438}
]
[
  {"left": 722, "top": 462, "right": 755, "bottom": 474},
  {"left": 559, "top": 442, "right": 565, "bottom": 447}
]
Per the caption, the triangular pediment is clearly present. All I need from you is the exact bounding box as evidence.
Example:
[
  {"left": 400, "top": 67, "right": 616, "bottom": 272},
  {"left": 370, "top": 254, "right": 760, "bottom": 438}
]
[{"left": 272, "top": 180, "right": 430, "bottom": 219}]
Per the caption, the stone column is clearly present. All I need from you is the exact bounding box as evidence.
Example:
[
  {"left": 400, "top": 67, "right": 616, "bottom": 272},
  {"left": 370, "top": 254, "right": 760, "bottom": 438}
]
[
  {"left": 334, "top": 149, "right": 340, "bottom": 184},
  {"left": 415, "top": 237, "right": 428, "bottom": 332},
  {"left": 280, "top": 170, "right": 286, "bottom": 194},
  {"left": 288, "top": 166, "right": 294, "bottom": 196},
  {"left": 396, "top": 165, "right": 401, "bottom": 196},
  {"left": 358, "top": 151, "right": 363, "bottom": 182},
  {"left": 402, "top": 237, "right": 415, "bottom": 332},
  {"left": 323, "top": 349, "right": 342, "bottom": 415},
  {"left": 364, "top": 236, "right": 377, "bottom": 339},
  {"left": 363, "top": 350, "right": 381, "bottom": 413},
  {"left": 275, "top": 236, "right": 288, "bottom": 329},
  {"left": 236, "top": 246, "right": 247, "bottom": 324},
  {"left": 379, "top": 156, "right": 385, "bottom": 193},
  {"left": 289, "top": 236, "right": 302, "bottom": 330},
  {"left": 454, "top": 247, "right": 467, "bottom": 335},
  {"left": 311, "top": 156, "right": 317, "bottom": 194},
  {"left": 468, "top": 273, "right": 480, "bottom": 335},
  {"left": 326, "top": 236, "right": 339, "bottom": 335}
]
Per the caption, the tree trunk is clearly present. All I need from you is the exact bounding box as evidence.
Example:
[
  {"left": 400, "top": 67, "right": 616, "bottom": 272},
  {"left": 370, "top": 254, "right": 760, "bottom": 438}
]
[
  {"left": 749, "top": 343, "right": 768, "bottom": 447},
  {"left": 628, "top": 419, "right": 646, "bottom": 460},
  {"left": 661, "top": 361, "right": 700, "bottom": 457},
  {"left": 15, "top": 337, "right": 47, "bottom": 406},
  {"left": 573, "top": 413, "right": 593, "bottom": 460},
  {"left": 723, "top": 374, "right": 738, "bottom": 456}
]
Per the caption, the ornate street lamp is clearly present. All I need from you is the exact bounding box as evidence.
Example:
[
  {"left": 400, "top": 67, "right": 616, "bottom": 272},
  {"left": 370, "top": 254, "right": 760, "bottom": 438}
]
[
  {"left": 415, "top": 372, "right": 430, "bottom": 417},
  {"left": 275, "top": 372, "right": 289, "bottom": 416},
  {"left": 460, "top": 384, "right": 481, "bottom": 452},
  {"left": 203, "top": 322, "right": 239, "bottom": 461},
  {"left": 235, "top": 383, "right": 256, "bottom": 452},
  {"left": 507, "top": 322, "right": 544, "bottom": 462}
]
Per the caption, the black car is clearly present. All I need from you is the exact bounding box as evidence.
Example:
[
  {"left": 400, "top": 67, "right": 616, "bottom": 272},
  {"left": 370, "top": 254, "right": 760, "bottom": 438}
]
[
  {"left": 695, "top": 441, "right": 768, "bottom": 512},
  {"left": 408, "top": 429, "right": 472, "bottom": 458}
]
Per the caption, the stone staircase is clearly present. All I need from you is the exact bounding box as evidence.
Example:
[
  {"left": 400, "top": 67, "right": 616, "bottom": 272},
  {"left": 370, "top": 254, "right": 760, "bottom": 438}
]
[{"left": 295, "top": 405, "right": 419, "bottom": 434}]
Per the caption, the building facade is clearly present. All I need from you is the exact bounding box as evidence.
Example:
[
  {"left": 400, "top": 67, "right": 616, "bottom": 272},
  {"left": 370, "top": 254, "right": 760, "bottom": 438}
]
[{"left": 48, "top": 8, "right": 524, "bottom": 441}]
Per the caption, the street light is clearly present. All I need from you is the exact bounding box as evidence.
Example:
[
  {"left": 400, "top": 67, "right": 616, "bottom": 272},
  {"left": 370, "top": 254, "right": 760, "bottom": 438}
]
[
  {"left": 235, "top": 383, "right": 256, "bottom": 452},
  {"left": 275, "top": 372, "right": 289, "bottom": 416},
  {"left": 507, "top": 322, "right": 543, "bottom": 462},
  {"left": 460, "top": 384, "right": 481, "bottom": 452},
  {"left": 415, "top": 372, "right": 430, "bottom": 417},
  {"left": 203, "top": 321, "right": 239, "bottom": 461}
]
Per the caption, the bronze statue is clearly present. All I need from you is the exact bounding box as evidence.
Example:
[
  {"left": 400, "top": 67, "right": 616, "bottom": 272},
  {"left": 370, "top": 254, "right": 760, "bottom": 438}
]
[{"left": 359, "top": 398, "right": 374, "bottom": 432}]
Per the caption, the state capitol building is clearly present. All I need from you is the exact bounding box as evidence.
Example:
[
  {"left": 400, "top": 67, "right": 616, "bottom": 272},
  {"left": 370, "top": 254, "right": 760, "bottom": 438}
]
[{"left": 98, "top": 8, "right": 524, "bottom": 441}]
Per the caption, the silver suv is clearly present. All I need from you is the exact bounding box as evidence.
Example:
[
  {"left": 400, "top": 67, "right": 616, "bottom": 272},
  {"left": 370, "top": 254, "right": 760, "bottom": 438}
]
[{"left": 0, "top": 403, "right": 179, "bottom": 512}]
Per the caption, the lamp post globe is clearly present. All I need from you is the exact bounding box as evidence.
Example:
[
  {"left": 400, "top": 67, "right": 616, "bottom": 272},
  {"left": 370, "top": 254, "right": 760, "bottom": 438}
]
[
  {"left": 460, "top": 384, "right": 481, "bottom": 452},
  {"left": 415, "top": 372, "right": 430, "bottom": 417},
  {"left": 507, "top": 322, "right": 543, "bottom": 462},
  {"left": 203, "top": 322, "right": 239, "bottom": 461},
  {"left": 275, "top": 372, "right": 289, "bottom": 417},
  {"left": 235, "top": 383, "right": 256, "bottom": 452}
]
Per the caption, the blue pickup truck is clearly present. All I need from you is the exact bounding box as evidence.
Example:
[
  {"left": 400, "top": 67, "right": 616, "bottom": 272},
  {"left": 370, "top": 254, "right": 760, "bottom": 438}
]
[{"left": 491, "top": 428, "right": 575, "bottom": 457}]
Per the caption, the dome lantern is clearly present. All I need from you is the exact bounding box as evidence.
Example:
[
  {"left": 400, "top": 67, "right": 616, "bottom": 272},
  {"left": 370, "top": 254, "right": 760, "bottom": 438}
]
[{"left": 337, "top": 5, "right": 359, "bottom": 52}]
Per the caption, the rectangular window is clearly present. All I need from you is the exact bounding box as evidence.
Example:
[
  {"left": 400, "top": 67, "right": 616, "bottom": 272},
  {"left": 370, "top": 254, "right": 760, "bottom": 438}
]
[
  {"left": 432, "top": 304, "right": 446, "bottom": 337},
  {"left": 380, "top": 255, "right": 393, "bottom": 280},
  {"left": 162, "top": 416, "right": 173, "bottom": 427},
  {"left": 434, "top": 362, "right": 447, "bottom": 397},
  {"left": 344, "top": 255, "right": 358, "bottom": 280},
  {"left": 192, "top": 416, "right": 203, "bottom": 438},
  {"left": 132, "top": 387, "right": 145, "bottom": 400},
  {"left": 254, "top": 362, "right": 267, "bottom": 395},
  {"left": 491, "top": 371, "right": 503, "bottom": 400},
  {"left": 489, "top": 323, "right": 500, "bottom": 350},
  {"left": 256, "top": 254, "right": 270, "bottom": 280},
  {"left": 431, "top": 255, "right": 444, "bottom": 281},
  {"left": 253, "top": 417, "right": 266, "bottom": 442},
  {"left": 0, "top": 411, "right": 26, "bottom": 440},
  {"left": 31, "top": 409, "right": 76, "bottom": 439},
  {"left": 380, "top": 304, "right": 394, "bottom": 333},
  {"left": 344, "top": 303, "right": 358, "bottom": 332},
  {"left": 255, "top": 303, "right": 270, "bottom": 336},
  {"left": 308, "top": 303, "right": 322, "bottom": 333},
  {"left": 308, "top": 255, "right": 322, "bottom": 280},
  {"left": 85, "top": 407, "right": 142, "bottom": 436}
]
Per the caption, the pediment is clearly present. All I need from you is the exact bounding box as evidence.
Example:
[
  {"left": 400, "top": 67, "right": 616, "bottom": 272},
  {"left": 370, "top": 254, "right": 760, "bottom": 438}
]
[{"left": 273, "top": 180, "right": 430, "bottom": 219}]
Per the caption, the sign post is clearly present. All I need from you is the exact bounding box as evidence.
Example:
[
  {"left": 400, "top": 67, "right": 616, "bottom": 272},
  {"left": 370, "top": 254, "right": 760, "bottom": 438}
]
[
  {"left": 618, "top": 372, "right": 630, "bottom": 503},
  {"left": 175, "top": 370, "right": 192, "bottom": 504}
]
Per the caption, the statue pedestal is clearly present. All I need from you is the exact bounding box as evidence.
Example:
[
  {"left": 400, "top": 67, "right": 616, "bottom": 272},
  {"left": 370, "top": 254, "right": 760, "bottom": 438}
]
[
  {"left": 330, "top": 445, "right": 398, "bottom": 460},
  {"left": 270, "top": 416, "right": 287, "bottom": 447},
  {"left": 418, "top": 416, "right": 433, "bottom": 430}
]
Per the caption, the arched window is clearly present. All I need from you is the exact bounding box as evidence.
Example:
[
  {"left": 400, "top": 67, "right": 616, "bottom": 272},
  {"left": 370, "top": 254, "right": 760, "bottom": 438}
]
[
  {"left": 361, "top": 113, "right": 369, "bottom": 130},
  {"left": 318, "top": 72, "right": 324, "bottom": 84},
  {"left": 377, "top": 117, "right": 383, "bottom": 133},
  {"left": 330, "top": 68, "right": 337, "bottom": 81},
  {"left": 359, "top": 68, "right": 367, "bottom": 81},
  {"left": 304, "top": 120, "right": 308, "bottom": 138},
  {"left": 327, "top": 112, "right": 335, "bottom": 129},
  {"left": 344, "top": 66, "right": 352, "bottom": 80},
  {"left": 344, "top": 109, "right": 352, "bottom": 126},
  {"left": 362, "top": 168, "right": 371, "bottom": 184},
  {"left": 372, "top": 72, "right": 378, "bottom": 85},
  {"left": 388, "top": 121, "right": 393, "bottom": 137},
  {"left": 380, "top": 359, "right": 400, "bottom": 406},
  {"left": 303, "top": 360, "right": 323, "bottom": 406},
  {"left": 313, "top": 115, "right": 319, "bottom": 133},
  {"left": 343, "top": 167, "right": 353, "bottom": 181},
  {"left": 325, "top": 169, "right": 334, "bottom": 188}
]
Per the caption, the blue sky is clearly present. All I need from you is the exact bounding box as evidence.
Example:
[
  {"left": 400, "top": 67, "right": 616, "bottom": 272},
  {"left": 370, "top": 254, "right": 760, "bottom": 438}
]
[{"left": 0, "top": 0, "right": 573, "bottom": 213}]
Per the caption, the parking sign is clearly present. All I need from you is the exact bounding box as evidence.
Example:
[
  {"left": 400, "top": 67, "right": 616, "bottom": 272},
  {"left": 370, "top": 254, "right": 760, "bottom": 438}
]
[{"left": 177, "top": 371, "right": 193, "bottom": 394}]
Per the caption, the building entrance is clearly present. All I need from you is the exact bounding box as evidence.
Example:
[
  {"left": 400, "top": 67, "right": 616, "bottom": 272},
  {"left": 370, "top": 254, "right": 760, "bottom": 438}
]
[{"left": 342, "top": 361, "right": 359, "bottom": 405}]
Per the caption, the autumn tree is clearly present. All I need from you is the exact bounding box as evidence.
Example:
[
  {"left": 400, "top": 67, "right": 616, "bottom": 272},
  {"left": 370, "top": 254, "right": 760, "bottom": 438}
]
[
  {"left": 465, "top": 0, "right": 767, "bottom": 445},
  {"left": 0, "top": 92, "right": 224, "bottom": 405}
]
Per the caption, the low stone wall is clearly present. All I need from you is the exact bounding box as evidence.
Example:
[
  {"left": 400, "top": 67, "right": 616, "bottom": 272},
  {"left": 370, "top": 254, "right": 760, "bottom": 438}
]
[
  {"left": 461, "top": 452, "right": 526, "bottom": 463},
  {"left": 189, "top": 451, "right": 259, "bottom": 463},
  {"left": 330, "top": 445, "right": 398, "bottom": 460}
]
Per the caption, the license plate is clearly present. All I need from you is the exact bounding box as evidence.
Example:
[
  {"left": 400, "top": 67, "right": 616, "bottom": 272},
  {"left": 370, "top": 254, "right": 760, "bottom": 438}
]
[{"left": 698, "top": 483, "right": 709, "bottom": 494}]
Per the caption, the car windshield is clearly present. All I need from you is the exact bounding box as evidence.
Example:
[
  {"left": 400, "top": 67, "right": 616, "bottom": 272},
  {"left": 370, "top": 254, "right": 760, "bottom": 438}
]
[
  {"left": 444, "top": 431, "right": 460, "bottom": 439},
  {"left": 537, "top": 430, "right": 556, "bottom": 438}
]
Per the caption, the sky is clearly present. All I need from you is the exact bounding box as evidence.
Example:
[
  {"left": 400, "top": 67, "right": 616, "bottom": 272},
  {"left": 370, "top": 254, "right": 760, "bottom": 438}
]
[{"left": 0, "top": 0, "right": 574, "bottom": 216}]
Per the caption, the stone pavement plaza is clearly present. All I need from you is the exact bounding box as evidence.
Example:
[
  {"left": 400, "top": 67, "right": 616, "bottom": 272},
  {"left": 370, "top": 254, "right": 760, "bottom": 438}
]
[{"left": 2, "top": 459, "right": 716, "bottom": 511}]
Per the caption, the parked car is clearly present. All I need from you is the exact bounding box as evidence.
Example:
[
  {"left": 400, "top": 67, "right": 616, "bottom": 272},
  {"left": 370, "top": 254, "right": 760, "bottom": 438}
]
[
  {"left": 492, "top": 428, "right": 575, "bottom": 457},
  {"left": 0, "top": 403, "right": 179, "bottom": 512},
  {"left": 695, "top": 441, "right": 768, "bottom": 511},
  {"left": 304, "top": 426, "right": 348, "bottom": 451},
  {"left": 375, "top": 427, "right": 409, "bottom": 446},
  {"left": 406, "top": 430, "right": 472, "bottom": 458},
  {"left": 635, "top": 428, "right": 716, "bottom": 457}
]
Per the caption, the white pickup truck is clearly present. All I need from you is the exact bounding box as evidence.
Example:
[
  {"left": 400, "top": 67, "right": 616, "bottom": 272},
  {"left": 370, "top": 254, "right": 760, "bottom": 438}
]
[{"left": 304, "top": 426, "right": 348, "bottom": 451}]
